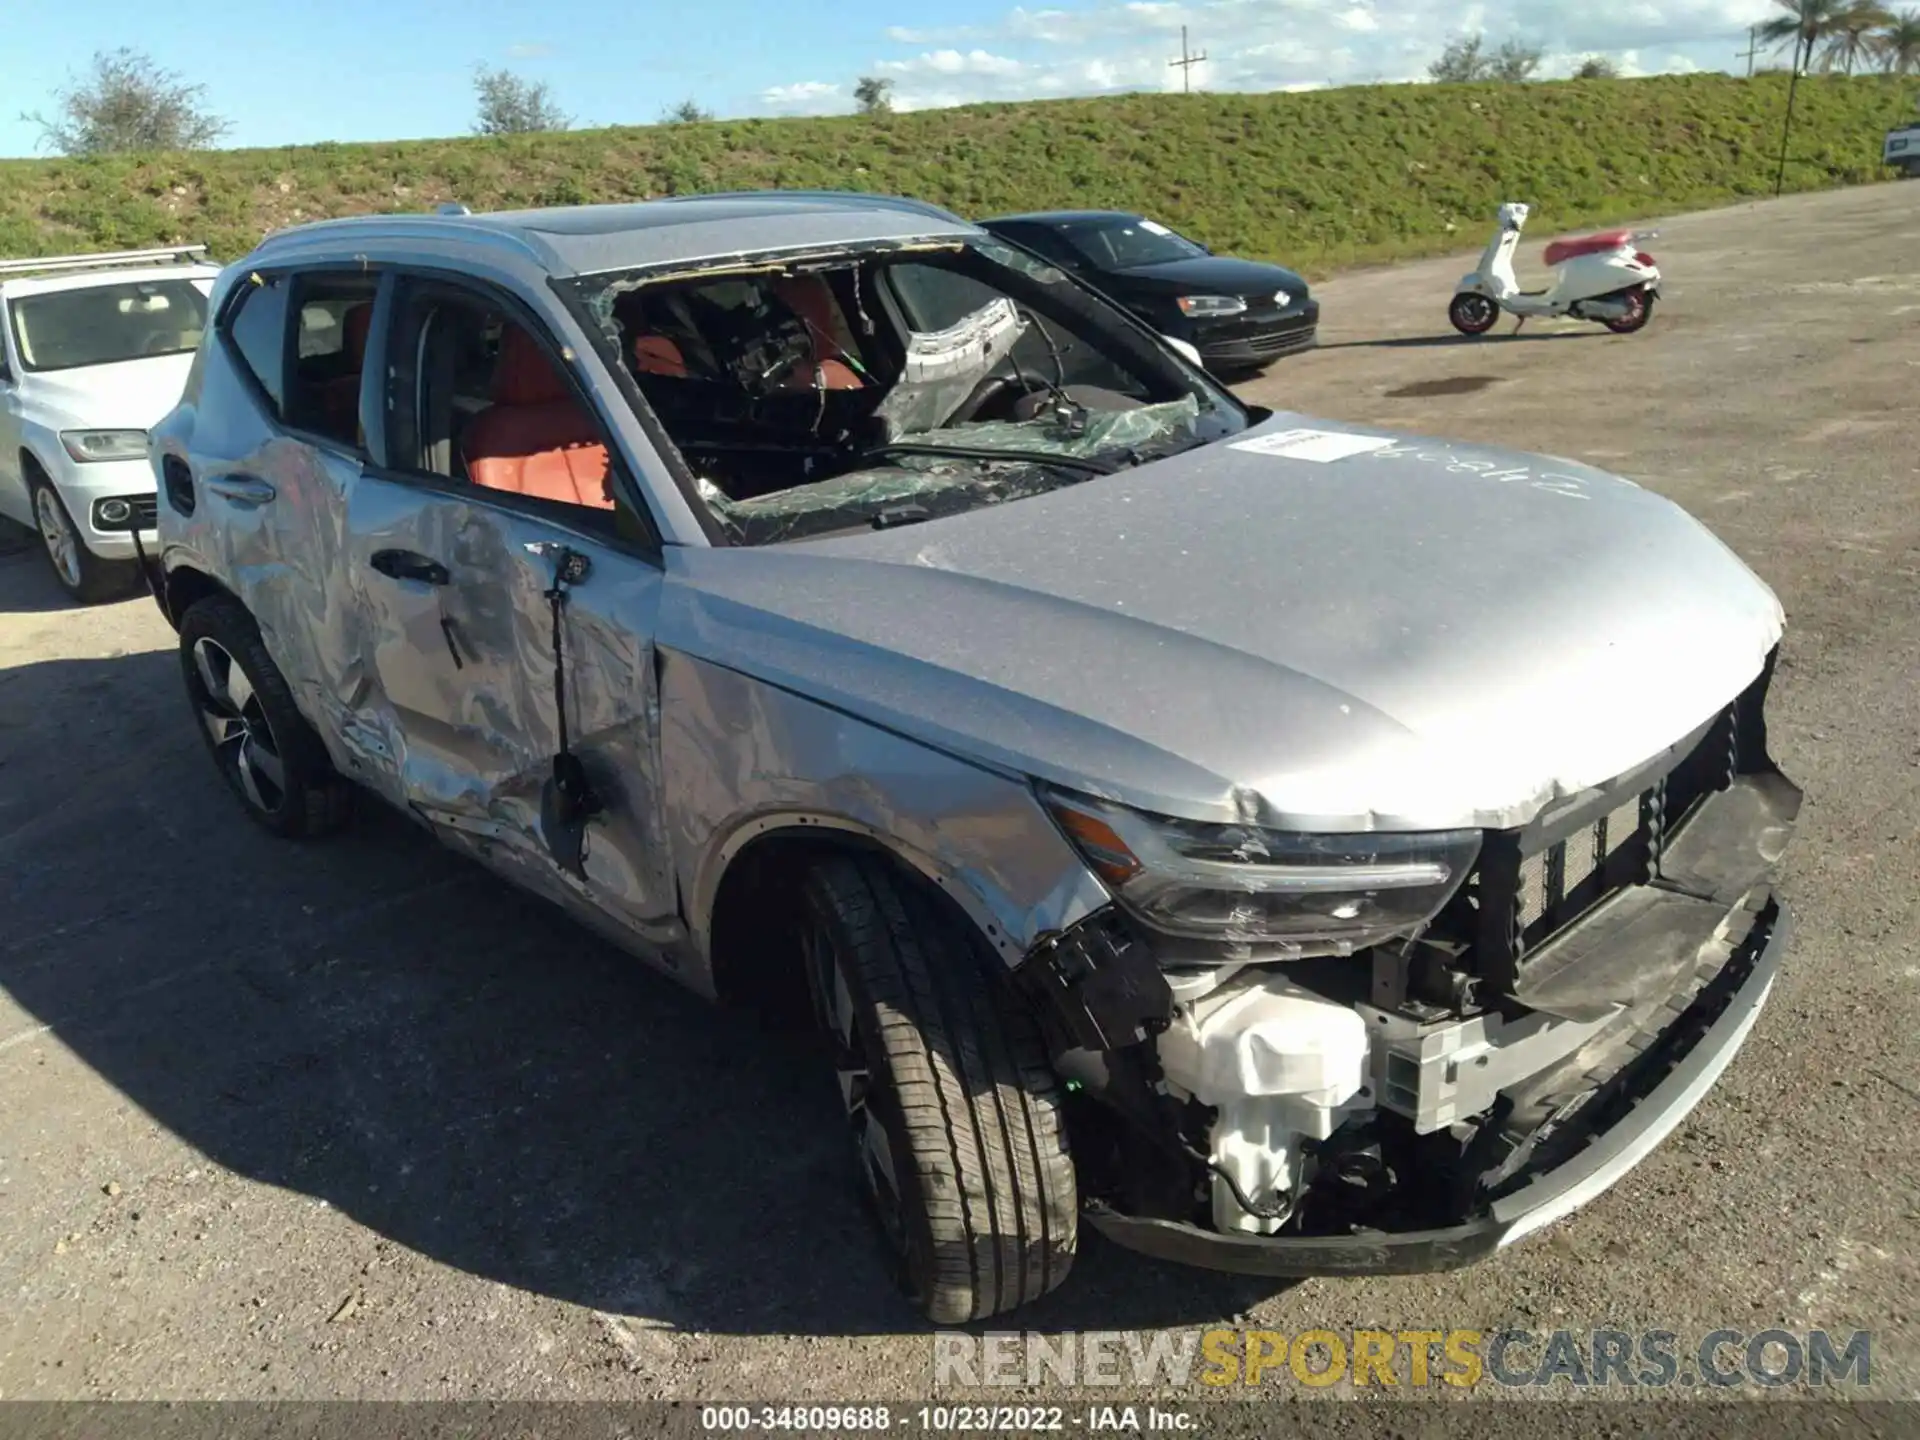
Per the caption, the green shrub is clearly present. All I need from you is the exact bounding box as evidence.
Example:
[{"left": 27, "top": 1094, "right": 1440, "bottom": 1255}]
[{"left": 0, "top": 75, "right": 1909, "bottom": 274}]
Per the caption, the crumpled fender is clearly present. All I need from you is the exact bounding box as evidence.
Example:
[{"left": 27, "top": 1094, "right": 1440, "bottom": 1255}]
[{"left": 661, "top": 648, "right": 1112, "bottom": 986}]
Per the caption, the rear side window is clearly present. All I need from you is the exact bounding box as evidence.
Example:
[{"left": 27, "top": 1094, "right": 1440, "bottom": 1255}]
[
  {"left": 285, "top": 278, "right": 378, "bottom": 448},
  {"left": 223, "top": 276, "right": 291, "bottom": 416},
  {"left": 219, "top": 271, "right": 378, "bottom": 450}
]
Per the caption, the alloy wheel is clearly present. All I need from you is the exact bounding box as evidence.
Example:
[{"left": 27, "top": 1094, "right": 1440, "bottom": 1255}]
[
  {"left": 803, "top": 923, "right": 913, "bottom": 1281},
  {"left": 1604, "top": 289, "right": 1650, "bottom": 334},
  {"left": 34, "top": 487, "right": 82, "bottom": 590},
  {"left": 190, "top": 637, "right": 288, "bottom": 814},
  {"left": 1449, "top": 293, "right": 1498, "bottom": 336}
]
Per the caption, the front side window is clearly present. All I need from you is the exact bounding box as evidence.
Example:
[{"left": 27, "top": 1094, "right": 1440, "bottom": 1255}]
[
  {"left": 567, "top": 239, "right": 1246, "bottom": 546},
  {"left": 9, "top": 279, "right": 209, "bottom": 373},
  {"left": 379, "top": 277, "right": 642, "bottom": 541}
]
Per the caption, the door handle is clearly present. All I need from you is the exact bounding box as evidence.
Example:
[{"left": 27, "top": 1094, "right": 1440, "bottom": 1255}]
[
  {"left": 369, "top": 549, "right": 451, "bottom": 586},
  {"left": 204, "top": 473, "right": 277, "bottom": 507}
]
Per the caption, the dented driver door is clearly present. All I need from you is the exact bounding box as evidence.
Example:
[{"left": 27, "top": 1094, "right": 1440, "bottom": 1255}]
[{"left": 339, "top": 473, "right": 678, "bottom": 936}]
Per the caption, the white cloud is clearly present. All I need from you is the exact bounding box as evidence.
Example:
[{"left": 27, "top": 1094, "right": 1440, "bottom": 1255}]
[
  {"left": 504, "top": 41, "right": 551, "bottom": 58},
  {"left": 879, "top": 49, "right": 1027, "bottom": 76},
  {"left": 885, "top": 24, "right": 988, "bottom": 42},
  {"left": 774, "top": 0, "right": 1776, "bottom": 117},
  {"left": 760, "top": 80, "right": 845, "bottom": 114}
]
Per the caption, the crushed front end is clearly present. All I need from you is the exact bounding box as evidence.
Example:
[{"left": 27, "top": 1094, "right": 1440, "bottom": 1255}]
[{"left": 1015, "top": 654, "right": 1799, "bottom": 1274}]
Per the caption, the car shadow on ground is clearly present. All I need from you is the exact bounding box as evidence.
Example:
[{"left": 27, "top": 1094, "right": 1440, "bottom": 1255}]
[
  {"left": 0, "top": 638, "right": 1291, "bottom": 1338},
  {"left": 0, "top": 524, "right": 76, "bottom": 616}
]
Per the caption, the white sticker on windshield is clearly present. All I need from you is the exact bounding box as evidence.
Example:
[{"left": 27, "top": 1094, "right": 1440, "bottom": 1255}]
[
  {"left": 1229, "top": 428, "right": 1396, "bottom": 463},
  {"left": 1137, "top": 219, "right": 1173, "bottom": 235}
]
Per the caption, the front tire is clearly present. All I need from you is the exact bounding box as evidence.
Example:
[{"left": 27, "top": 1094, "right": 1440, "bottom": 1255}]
[
  {"left": 30, "top": 474, "right": 137, "bottom": 605},
  {"left": 1448, "top": 292, "right": 1499, "bottom": 336},
  {"left": 178, "top": 595, "right": 354, "bottom": 839},
  {"left": 800, "top": 854, "right": 1077, "bottom": 1323}
]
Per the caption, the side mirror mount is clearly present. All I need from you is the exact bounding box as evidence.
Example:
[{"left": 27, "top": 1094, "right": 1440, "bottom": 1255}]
[{"left": 1162, "top": 335, "right": 1203, "bottom": 367}]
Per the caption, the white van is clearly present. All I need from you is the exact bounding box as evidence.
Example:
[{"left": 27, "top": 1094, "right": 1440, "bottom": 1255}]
[{"left": 1887, "top": 124, "right": 1920, "bottom": 177}]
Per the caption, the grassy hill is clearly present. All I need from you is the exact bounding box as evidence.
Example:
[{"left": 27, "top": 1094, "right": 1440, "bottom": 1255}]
[{"left": 0, "top": 74, "right": 1911, "bottom": 275}]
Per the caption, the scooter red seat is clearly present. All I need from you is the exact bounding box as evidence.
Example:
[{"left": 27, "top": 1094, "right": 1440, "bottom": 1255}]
[{"left": 1542, "top": 229, "right": 1634, "bottom": 267}]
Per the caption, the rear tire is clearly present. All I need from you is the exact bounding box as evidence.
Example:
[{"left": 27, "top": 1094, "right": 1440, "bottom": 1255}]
[
  {"left": 29, "top": 472, "right": 137, "bottom": 605},
  {"left": 1602, "top": 287, "right": 1655, "bottom": 335},
  {"left": 800, "top": 854, "right": 1077, "bottom": 1323},
  {"left": 178, "top": 594, "right": 354, "bottom": 839},
  {"left": 1448, "top": 292, "right": 1499, "bottom": 336}
]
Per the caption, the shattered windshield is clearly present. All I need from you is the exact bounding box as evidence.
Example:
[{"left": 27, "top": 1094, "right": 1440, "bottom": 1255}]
[{"left": 569, "top": 236, "right": 1245, "bottom": 546}]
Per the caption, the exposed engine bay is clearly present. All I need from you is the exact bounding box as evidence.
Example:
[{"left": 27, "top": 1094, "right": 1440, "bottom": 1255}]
[
  {"left": 573, "top": 242, "right": 1239, "bottom": 545},
  {"left": 1018, "top": 656, "right": 1799, "bottom": 1265}
]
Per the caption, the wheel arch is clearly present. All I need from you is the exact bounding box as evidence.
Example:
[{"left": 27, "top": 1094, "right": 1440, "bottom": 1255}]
[
  {"left": 704, "top": 817, "right": 1042, "bottom": 1009},
  {"left": 663, "top": 649, "right": 1113, "bottom": 1005},
  {"left": 160, "top": 561, "right": 237, "bottom": 632}
]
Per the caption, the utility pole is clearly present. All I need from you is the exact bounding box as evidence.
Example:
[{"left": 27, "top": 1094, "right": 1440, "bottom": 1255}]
[
  {"left": 1738, "top": 25, "right": 1760, "bottom": 77},
  {"left": 1774, "top": 32, "right": 1807, "bottom": 196},
  {"left": 1169, "top": 26, "right": 1208, "bottom": 93}
]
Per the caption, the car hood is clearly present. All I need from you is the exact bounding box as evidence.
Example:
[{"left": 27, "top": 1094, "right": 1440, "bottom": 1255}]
[
  {"left": 659, "top": 414, "right": 1783, "bottom": 832},
  {"left": 1107, "top": 255, "right": 1307, "bottom": 298},
  {"left": 17, "top": 353, "right": 196, "bottom": 431}
]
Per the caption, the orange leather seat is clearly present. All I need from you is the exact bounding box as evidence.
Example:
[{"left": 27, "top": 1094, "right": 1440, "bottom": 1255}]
[
  {"left": 462, "top": 327, "right": 614, "bottom": 510},
  {"left": 772, "top": 276, "right": 863, "bottom": 391},
  {"left": 318, "top": 301, "right": 374, "bottom": 438},
  {"left": 632, "top": 333, "right": 688, "bottom": 377},
  {"left": 344, "top": 302, "right": 372, "bottom": 360}
]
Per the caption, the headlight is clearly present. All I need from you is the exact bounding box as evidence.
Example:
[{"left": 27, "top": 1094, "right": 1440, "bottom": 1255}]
[
  {"left": 1041, "top": 787, "right": 1480, "bottom": 953},
  {"left": 1175, "top": 295, "right": 1247, "bottom": 318},
  {"left": 61, "top": 429, "right": 149, "bottom": 463}
]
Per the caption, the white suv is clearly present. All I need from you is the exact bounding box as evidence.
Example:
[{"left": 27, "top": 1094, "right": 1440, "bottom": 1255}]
[{"left": 0, "top": 245, "right": 221, "bottom": 602}]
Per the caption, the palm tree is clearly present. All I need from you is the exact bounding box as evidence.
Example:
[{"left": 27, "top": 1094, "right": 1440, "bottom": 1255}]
[
  {"left": 1823, "top": 1, "right": 1895, "bottom": 69},
  {"left": 1758, "top": 0, "right": 1853, "bottom": 193},
  {"left": 1875, "top": 8, "right": 1920, "bottom": 71},
  {"left": 1759, "top": 0, "right": 1851, "bottom": 71}
]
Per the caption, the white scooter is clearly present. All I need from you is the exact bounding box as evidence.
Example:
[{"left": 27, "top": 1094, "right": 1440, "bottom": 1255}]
[{"left": 1449, "top": 202, "right": 1661, "bottom": 336}]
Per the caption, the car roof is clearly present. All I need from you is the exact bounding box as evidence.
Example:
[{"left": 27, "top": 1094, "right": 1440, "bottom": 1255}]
[
  {"left": 0, "top": 263, "right": 222, "bottom": 301},
  {"left": 979, "top": 210, "right": 1145, "bottom": 230},
  {"left": 249, "top": 191, "right": 982, "bottom": 279}
]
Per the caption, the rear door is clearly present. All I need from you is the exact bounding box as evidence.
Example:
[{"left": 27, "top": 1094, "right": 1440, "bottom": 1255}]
[
  {"left": 188, "top": 266, "right": 384, "bottom": 734},
  {"left": 340, "top": 271, "right": 677, "bottom": 933}
]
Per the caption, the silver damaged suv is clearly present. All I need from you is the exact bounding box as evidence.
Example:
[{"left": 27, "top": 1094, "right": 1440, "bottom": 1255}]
[{"left": 148, "top": 193, "right": 1800, "bottom": 1322}]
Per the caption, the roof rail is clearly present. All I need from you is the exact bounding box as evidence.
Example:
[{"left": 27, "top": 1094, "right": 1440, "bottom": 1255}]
[{"left": 0, "top": 244, "right": 211, "bottom": 279}]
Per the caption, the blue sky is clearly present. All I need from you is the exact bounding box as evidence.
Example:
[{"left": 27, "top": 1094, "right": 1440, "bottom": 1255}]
[{"left": 0, "top": 0, "right": 1783, "bottom": 158}]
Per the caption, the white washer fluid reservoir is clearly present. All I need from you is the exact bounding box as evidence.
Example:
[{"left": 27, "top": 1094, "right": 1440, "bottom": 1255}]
[{"left": 1155, "top": 970, "right": 1372, "bottom": 1235}]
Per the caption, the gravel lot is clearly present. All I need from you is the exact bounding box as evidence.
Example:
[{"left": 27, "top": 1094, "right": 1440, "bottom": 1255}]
[{"left": 1, "top": 181, "right": 1916, "bottom": 1404}]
